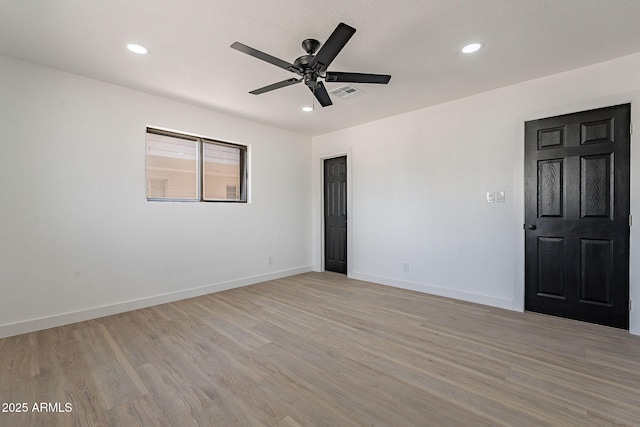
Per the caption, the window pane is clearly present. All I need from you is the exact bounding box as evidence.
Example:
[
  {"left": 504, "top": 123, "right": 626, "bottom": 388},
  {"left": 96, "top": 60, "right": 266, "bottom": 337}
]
[
  {"left": 203, "top": 142, "right": 241, "bottom": 200},
  {"left": 146, "top": 132, "right": 198, "bottom": 200}
]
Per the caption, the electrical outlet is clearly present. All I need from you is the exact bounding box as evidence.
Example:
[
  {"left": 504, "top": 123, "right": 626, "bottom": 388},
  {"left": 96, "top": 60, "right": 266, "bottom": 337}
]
[
  {"left": 496, "top": 191, "right": 505, "bottom": 203},
  {"left": 402, "top": 262, "right": 410, "bottom": 272},
  {"left": 267, "top": 256, "right": 273, "bottom": 265}
]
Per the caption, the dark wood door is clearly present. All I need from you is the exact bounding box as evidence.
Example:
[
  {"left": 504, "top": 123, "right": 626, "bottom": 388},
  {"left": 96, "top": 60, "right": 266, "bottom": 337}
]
[
  {"left": 324, "top": 156, "right": 347, "bottom": 274},
  {"left": 525, "top": 104, "right": 630, "bottom": 329}
]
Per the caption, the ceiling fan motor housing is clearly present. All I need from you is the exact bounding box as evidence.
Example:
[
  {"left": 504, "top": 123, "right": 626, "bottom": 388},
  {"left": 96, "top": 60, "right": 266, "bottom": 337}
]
[
  {"left": 293, "top": 54, "right": 313, "bottom": 69},
  {"left": 294, "top": 54, "right": 321, "bottom": 87}
]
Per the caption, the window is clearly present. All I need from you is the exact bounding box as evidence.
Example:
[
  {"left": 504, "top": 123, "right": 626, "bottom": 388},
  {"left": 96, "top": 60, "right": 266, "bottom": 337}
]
[
  {"left": 146, "top": 131, "right": 199, "bottom": 200},
  {"left": 202, "top": 141, "right": 243, "bottom": 201},
  {"left": 146, "top": 128, "right": 248, "bottom": 202}
]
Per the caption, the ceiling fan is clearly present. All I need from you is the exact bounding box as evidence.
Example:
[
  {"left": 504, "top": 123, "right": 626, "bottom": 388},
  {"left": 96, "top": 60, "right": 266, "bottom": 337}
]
[{"left": 230, "top": 23, "right": 391, "bottom": 107}]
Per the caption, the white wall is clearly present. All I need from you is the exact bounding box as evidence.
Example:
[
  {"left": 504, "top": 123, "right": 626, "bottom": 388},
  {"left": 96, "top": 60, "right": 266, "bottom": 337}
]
[
  {"left": 312, "top": 53, "right": 640, "bottom": 335},
  {"left": 0, "top": 55, "right": 313, "bottom": 338}
]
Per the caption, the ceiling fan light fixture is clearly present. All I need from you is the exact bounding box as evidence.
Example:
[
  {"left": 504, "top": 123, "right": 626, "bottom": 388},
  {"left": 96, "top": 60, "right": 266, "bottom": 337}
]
[
  {"left": 462, "top": 42, "right": 483, "bottom": 54},
  {"left": 126, "top": 43, "right": 150, "bottom": 55}
]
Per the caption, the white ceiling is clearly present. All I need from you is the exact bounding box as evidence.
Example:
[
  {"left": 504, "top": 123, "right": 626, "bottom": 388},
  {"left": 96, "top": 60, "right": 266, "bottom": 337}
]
[{"left": 2, "top": 0, "right": 640, "bottom": 136}]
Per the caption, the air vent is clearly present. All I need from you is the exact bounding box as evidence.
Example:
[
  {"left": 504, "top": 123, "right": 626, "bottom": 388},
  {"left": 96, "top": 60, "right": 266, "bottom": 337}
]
[{"left": 329, "top": 85, "right": 364, "bottom": 100}]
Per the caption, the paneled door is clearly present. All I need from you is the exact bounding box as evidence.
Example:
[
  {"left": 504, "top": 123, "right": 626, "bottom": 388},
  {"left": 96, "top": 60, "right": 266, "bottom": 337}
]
[
  {"left": 324, "top": 156, "right": 347, "bottom": 274},
  {"left": 524, "top": 104, "right": 630, "bottom": 329}
]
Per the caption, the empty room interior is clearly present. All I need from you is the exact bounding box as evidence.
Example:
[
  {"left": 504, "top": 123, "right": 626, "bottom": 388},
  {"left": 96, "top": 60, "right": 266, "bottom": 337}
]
[{"left": 2, "top": 1, "right": 640, "bottom": 425}]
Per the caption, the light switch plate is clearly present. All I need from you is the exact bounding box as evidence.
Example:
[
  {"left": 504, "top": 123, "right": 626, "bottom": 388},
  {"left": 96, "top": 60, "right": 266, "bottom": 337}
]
[
  {"left": 487, "top": 192, "right": 495, "bottom": 203},
  {"left": 496, "top": 191, "right": 505, "bottom": 203}
]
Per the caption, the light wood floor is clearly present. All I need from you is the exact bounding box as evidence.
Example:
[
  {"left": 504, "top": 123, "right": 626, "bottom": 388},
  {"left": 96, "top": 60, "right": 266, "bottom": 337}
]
[{"left": 1, "top": 272, "right": 640, "bottom": 426}]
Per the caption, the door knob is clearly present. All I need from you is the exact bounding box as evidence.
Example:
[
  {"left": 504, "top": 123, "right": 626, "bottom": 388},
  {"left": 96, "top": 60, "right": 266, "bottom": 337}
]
[{"left": 528, "top": 225, "right": 537, "bottom": 230}]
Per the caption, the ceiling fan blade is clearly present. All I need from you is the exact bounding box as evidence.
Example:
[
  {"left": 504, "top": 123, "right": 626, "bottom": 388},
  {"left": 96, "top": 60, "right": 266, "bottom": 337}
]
[
  {"left": 309, "top": 23, "right": 356, "bottom": 71},
  {"left": 231, "top": 42, "right": 300, "bottom": 73},
  {"left": 310, "top": 82, "right": 332, "bottom": 107},
  {"left": 249, "top": 78, "right": 302, "bottom": 95},
  {"left": 325, "top": 72, "right": 391, "bottom": 84}
]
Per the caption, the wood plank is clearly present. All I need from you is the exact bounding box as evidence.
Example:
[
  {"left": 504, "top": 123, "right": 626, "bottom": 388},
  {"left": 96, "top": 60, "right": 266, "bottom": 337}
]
[
  {"left": 36, "top": 326, "right": 110, "bottom": 426},
  {"left": 1, "top": 272, "right": 640, "bottom": 425},
  {"left": 72, "top": 324, "right": 148, "bottom": 410},
  {"left": 0, "top": 332, "right": 39, "bottom": 383}
]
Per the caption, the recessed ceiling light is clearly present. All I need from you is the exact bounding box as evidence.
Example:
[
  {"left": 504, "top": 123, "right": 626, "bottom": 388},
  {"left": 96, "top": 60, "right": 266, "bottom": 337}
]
[
  {"left": 462, "top": 42, "right": 483, "bottom": 54},
  {"left": 302, "top": 106, "right": 314, "bottom": 112},
  {"left": 126, "top": 43, "right": 150, "bottom": 55}
]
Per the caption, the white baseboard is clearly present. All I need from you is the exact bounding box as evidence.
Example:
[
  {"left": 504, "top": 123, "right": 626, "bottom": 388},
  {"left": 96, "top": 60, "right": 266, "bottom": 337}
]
[
  {"left": 349, "top": 271, "right": 515, "bottom": 311},
  {"left": 0, "top": 266, "right": 313, "bottom": 339}
]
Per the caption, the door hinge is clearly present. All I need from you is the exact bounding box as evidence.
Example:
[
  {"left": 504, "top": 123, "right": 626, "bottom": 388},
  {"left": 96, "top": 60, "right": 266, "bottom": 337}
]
[
  {"left": 630, "top": 300, "right": 633, "bottom": 312},
  {"left": 630, "top": 215, "right": 633, "bottom": 227},
  {"left": 631, "top": 123, "right": 634, "bottom": 135}
]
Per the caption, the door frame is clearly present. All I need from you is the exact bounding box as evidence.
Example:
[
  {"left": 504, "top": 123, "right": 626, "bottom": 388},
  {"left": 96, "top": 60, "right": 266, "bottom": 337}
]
[
  {"left": 515, "top": 94, "right": 638, "bottom": 333},
  {"left": 315, "top": 147, "right": 352, "bottom": 274}
]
